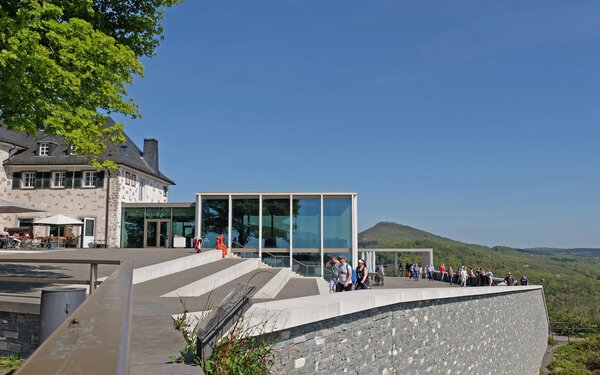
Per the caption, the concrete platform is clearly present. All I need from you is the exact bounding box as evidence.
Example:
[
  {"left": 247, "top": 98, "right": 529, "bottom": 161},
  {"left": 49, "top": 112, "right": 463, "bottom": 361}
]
[{"left": 0, "top": 248, "right": 465, "bottom": 374}]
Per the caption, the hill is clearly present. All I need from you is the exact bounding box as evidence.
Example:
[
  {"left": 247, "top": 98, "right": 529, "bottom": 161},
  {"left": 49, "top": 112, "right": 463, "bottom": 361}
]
[{"left": 359, "top": 222, "right": 600, "bottom": 332}]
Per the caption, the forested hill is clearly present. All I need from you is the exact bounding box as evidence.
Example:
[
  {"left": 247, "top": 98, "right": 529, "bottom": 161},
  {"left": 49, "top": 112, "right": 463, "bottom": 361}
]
[
  {"left": 358, "top": 221, "right": 600, "bottom": 330},
  {"left": 359, "top": 221, "right": 489, "bottom": 251}
]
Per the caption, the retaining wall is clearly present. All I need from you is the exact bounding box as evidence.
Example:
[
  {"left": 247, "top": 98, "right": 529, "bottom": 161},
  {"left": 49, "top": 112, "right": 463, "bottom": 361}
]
[
  {"left": 0, "top": 298, "right": 40, "bottom": 358},
  {"left": 248, "top": 286, "right": 548, "bottom": 375}
]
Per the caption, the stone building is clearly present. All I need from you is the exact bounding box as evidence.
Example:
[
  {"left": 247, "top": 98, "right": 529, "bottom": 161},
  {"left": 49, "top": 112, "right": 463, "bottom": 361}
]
[{"left": 0, "top": 118, "right": 174, "bottom": 247}]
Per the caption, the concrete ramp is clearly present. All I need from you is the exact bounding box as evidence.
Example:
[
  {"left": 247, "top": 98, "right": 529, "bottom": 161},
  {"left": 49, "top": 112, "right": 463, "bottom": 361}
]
[{"left": 161, "top": 258, "right": 261, "bottom": 298}]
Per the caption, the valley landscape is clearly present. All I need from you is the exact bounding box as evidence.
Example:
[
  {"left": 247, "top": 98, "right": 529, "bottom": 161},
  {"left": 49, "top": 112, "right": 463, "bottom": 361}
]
[{"left": 359, "top": 222, "right": 600, "bottom": 333}]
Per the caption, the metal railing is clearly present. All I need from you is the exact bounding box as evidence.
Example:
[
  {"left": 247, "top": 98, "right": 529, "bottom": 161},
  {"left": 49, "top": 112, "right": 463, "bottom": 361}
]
[
  {"left": 230, "top": 240, "right": 320, "bottom": 276},
  {"left": 196, "top": 283, "right": 255, "bottom": 365},
  {"left": 15, "top": 260, "right": 134, "bottom": 375}
]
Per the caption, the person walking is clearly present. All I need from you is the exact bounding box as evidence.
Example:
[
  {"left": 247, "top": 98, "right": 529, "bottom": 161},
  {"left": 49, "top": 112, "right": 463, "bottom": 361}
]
[
  {"left": 355, "top": 259, "right": 369, "bottom": 290},
  {"left": 448, "top": 266, "right": 455, "bottom": 285},
  {"left": 439, "top": 263, "right": 446, "bottom": 282},
  {"left": 336, "top": 256, "right": 353, "bottom": 292}
]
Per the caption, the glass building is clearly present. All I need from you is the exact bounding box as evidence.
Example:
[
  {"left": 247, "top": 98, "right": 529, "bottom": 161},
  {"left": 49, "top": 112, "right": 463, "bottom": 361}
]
[
  {"left": 121, "top": 203, "right": 195, "bottom": 248},
  {"left": 196, "top": 192, "right": 358, "bottom": 277},
  {"left": 120, "top": 193, "right": 358, "bottom": 277}
]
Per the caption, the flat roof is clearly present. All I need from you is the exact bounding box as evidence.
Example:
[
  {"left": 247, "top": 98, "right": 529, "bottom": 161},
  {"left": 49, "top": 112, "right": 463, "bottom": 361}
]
[{"left": 196, "top": 192, "right": 356, "bottom": 196}]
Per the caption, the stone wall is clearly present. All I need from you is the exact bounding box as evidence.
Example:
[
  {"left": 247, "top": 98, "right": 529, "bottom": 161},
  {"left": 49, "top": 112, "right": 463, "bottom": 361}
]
[
  {"left": 0, "top": 311, "right": 39, "bottom": 358},
  {"left": 251, "top": 288, "right": 548, "bottom": 375}
]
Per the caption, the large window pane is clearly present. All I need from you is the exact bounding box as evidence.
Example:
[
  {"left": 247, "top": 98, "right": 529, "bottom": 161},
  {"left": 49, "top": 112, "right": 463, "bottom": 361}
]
[
  {"left": 292, "top": 198, "right": 320, "bottom": 249},
  {"left": 262, "top": 199, "right": 290, "bottom": 249},
  {"left": 201, "top": 199, "right": 228, "bottom": 248},
  {"left": 172, "top": 207, "right": 195, "bottom": 248},
  {"left": 121, "top": 208, "right": 145, "bottom": 248},
  {"left": 292, "top": 198, "right": 321, "bottom": 276},
  {"left": 231, "top": 199, "right": 259, "bottom": 249},
  {"left": 323, "top": 198, "right": 352, "bottom": 249}
]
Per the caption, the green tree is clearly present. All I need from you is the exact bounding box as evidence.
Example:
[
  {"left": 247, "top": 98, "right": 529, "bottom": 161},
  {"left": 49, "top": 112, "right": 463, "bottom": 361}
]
[{"left": 0, "top": 0, "right": 180, "bottom": 168}]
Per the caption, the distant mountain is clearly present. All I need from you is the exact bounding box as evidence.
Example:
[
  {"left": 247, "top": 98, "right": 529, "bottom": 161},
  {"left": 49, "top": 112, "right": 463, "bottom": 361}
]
[
  {"left": 359, "top": 221, "right": 487, "bottom": 250},
  {"left": 526, "top": 247, "right": 600, "bottom": 257}
]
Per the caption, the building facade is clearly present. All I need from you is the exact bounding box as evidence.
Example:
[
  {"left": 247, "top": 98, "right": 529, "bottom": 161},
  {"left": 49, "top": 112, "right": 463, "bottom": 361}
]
[
  {"left": 197, "top": 192, "right": 358, "bottom": 276},
  {"left": 119, "top": 192, "right": 359, "bottom": 276},
  {"left": 0, "top": 120, "right": 174, "bottom": 247}
]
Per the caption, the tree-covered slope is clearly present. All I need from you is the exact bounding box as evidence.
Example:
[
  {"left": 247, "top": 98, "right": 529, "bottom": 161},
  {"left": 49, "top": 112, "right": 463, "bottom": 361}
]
[{"left": 359, "top": 222, "right": 600, "bottom": 330}]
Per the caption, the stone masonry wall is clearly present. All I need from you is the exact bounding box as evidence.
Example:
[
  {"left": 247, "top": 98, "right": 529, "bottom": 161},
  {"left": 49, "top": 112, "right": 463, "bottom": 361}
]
[
  {"left": 264, "top": 289, "right": 547, "bottom": 375},
  {"left": 0, "top": 311, "right": 39, "bottom": 358}
]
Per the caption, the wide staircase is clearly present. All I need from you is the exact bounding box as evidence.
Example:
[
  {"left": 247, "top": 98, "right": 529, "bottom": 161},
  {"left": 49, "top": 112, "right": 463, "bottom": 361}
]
[{"left": 127, "top": 249, "right": 327, "bottom": 374}]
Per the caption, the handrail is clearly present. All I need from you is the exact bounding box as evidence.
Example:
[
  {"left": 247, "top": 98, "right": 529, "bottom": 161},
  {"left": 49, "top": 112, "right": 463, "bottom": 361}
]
[
  {"left": 230, "top": 241, "right": 320, "bottom": 275},
  {"left": 15, "top": 260, "right": 134, "bottom": 375}
]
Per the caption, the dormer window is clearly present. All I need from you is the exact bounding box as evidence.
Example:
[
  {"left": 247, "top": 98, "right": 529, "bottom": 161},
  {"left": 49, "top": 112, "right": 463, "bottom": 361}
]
[{"left": 39, "top": 142, "right": 50, "bottom": 156}]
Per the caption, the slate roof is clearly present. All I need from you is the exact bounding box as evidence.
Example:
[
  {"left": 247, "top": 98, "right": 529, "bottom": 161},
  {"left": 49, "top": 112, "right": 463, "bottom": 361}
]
[{"left": 0, "top": 118, "right": 175, "bottom": 185}]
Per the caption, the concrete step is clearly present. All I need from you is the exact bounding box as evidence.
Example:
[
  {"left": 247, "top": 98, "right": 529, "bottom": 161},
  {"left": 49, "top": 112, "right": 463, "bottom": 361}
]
[
  {"left": 131, "top": 250, "right": 222, "bottom": 284},
  {"left": 133, "top": 259, "right": 245, "bottom": 299},
  {"left": 161, "top": 258, "right": 261, "bottom": 298},
  {"left": 253, "top": 268, "right": 293, "bottom": 299}
]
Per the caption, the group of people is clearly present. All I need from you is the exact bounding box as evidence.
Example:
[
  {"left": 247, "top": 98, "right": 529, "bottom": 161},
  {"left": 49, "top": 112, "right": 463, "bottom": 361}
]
[
  {"left": 405, "top": 262, "right": 529, "bottom": 287},
  {"left": 325, "top": 255, "right": 370, "bottom": 292},
  {"left": 0, "top": 227, "right": 27, "bottom": 248}
]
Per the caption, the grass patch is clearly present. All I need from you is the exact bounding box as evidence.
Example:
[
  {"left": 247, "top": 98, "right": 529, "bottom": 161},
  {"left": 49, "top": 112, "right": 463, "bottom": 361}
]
[{"left": 0, "top": 355, "right": 23, "bottom": 372}]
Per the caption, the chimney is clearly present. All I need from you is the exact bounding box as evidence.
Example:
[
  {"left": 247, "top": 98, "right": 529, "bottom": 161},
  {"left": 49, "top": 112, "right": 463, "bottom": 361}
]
[{"left": 143, "top": 138, "right": 159, "bottom": 172}]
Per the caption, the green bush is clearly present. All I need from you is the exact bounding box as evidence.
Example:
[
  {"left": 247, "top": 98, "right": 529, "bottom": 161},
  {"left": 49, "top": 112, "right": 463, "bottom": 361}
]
[{"left": 548, "top": 335, "right": 600, "bottom": 374}]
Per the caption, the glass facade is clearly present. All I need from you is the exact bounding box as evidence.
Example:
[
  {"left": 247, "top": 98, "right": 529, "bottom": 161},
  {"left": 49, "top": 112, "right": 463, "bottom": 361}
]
[
  {"left": 323, "top": 197, "right": 352, "bottom": 249},
  {"left": 120, "top": 205, "right": 194, "bottom": 248},
  {"left": 196, "top": 193, "right": 357, "bottom": 277},
  {"left": 121, "top": 207, "right": 145, "bottom": 248},
  {"left": 231, "top": 199, "right": 259, "bottom": 249},
  {"left": 172, "top": 207, "right": 195, "bottom": 248},
  {"left": 292, "top": 198, "right": 321, "bottom": 276},
  {"left": 119, "top": 193, "right": 357, "bottom": 277},
  {"left": 201, "top": 199, "right": 228, "bottom": 249},
  {"left": 262, "top": 199, "right": 290, "bottom": 250}
]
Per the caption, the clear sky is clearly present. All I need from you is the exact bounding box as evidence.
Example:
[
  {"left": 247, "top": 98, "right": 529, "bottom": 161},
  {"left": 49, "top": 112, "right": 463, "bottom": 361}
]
[{"left": 113, "top": 1, "right": 600, "bottom": 249}]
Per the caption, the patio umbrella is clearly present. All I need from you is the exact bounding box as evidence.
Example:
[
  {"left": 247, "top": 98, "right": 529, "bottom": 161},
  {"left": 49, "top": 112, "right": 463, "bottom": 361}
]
[
  {"left": 0, "top": 198, "right": 45, "bottom": 214},
  {"left": 33, "top": 214, "right": 84, "bottom": 241}
]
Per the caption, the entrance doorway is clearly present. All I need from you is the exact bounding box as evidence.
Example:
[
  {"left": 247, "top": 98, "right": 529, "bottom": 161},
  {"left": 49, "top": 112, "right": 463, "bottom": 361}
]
[
  {"left": 82, "top": 217, "right": 95, "bottom": 248},
  {"left": 145, "top": 220, "right": 170, "bottom": 247}
]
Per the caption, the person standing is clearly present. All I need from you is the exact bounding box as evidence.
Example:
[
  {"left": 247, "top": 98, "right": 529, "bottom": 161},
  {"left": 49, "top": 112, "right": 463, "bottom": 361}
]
[
  {"left": 439, "top": 263, "right": 446, "bottom": 282},
  {"left": 448, "top": 266, "right": 455, "bottom": 285},
  {"left": 504, "top": 272, "right": 515, "bottom": 286},
  {"left": 355, "top": 259, "right": 369, "bottom": 290},
  {"left": 336, "top": 256, "right": 353, "bottom": 292},
  {"left": 460, "top": 266, "right": 468, "bottom": 287},
  {"left": 325, "top": 256, "right": 340, "bottom": 293}
]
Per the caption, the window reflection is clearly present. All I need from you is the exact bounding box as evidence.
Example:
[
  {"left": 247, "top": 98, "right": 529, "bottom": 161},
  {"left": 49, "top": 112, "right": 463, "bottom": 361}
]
[
  {"left": 262, "top": 199, "right": 290, "bottom": 249},
  {"left": 323, "top": 198, "right": 352, "bottom": 249},
  {"left": 201, "top": 199, "right": 228, "bottom": 248},
  {"left": 231, "top": 199, "right": 259, "bottom": 248}
]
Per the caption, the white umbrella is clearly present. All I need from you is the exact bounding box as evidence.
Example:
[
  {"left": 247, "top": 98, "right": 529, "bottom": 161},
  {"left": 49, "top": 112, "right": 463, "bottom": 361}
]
[
  {"left": 33, "top": 214, "right": 84, "bottom": 246},
  {"left": 33, "top": 214, "right": 83, "bottom": 226}
]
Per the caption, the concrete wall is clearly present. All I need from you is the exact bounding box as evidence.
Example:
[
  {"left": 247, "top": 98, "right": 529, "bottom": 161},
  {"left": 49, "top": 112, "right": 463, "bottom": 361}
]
[
  {"left": 0, "top": 298, "right": 40, "bottom": 358},
  {"left": 248, "top": 286, "right": 548, "bottom": 375}
]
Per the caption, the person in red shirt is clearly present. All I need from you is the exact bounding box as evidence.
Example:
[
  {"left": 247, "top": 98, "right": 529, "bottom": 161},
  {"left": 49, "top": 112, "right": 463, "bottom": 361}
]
[{"left": 439, "top": 263, "right": 446, "bottom": 282}]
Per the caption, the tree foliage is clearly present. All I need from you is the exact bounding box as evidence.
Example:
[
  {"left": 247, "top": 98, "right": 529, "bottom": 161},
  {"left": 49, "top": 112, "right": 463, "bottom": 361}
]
[{"left": 0, "top": 0, "right": 180, "bottom": 168}]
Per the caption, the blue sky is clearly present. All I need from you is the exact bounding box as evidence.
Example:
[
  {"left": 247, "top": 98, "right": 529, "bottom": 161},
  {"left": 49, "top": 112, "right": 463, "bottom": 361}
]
[{"left": 114, "top": 1, "right": 600, "bottom": 249}]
